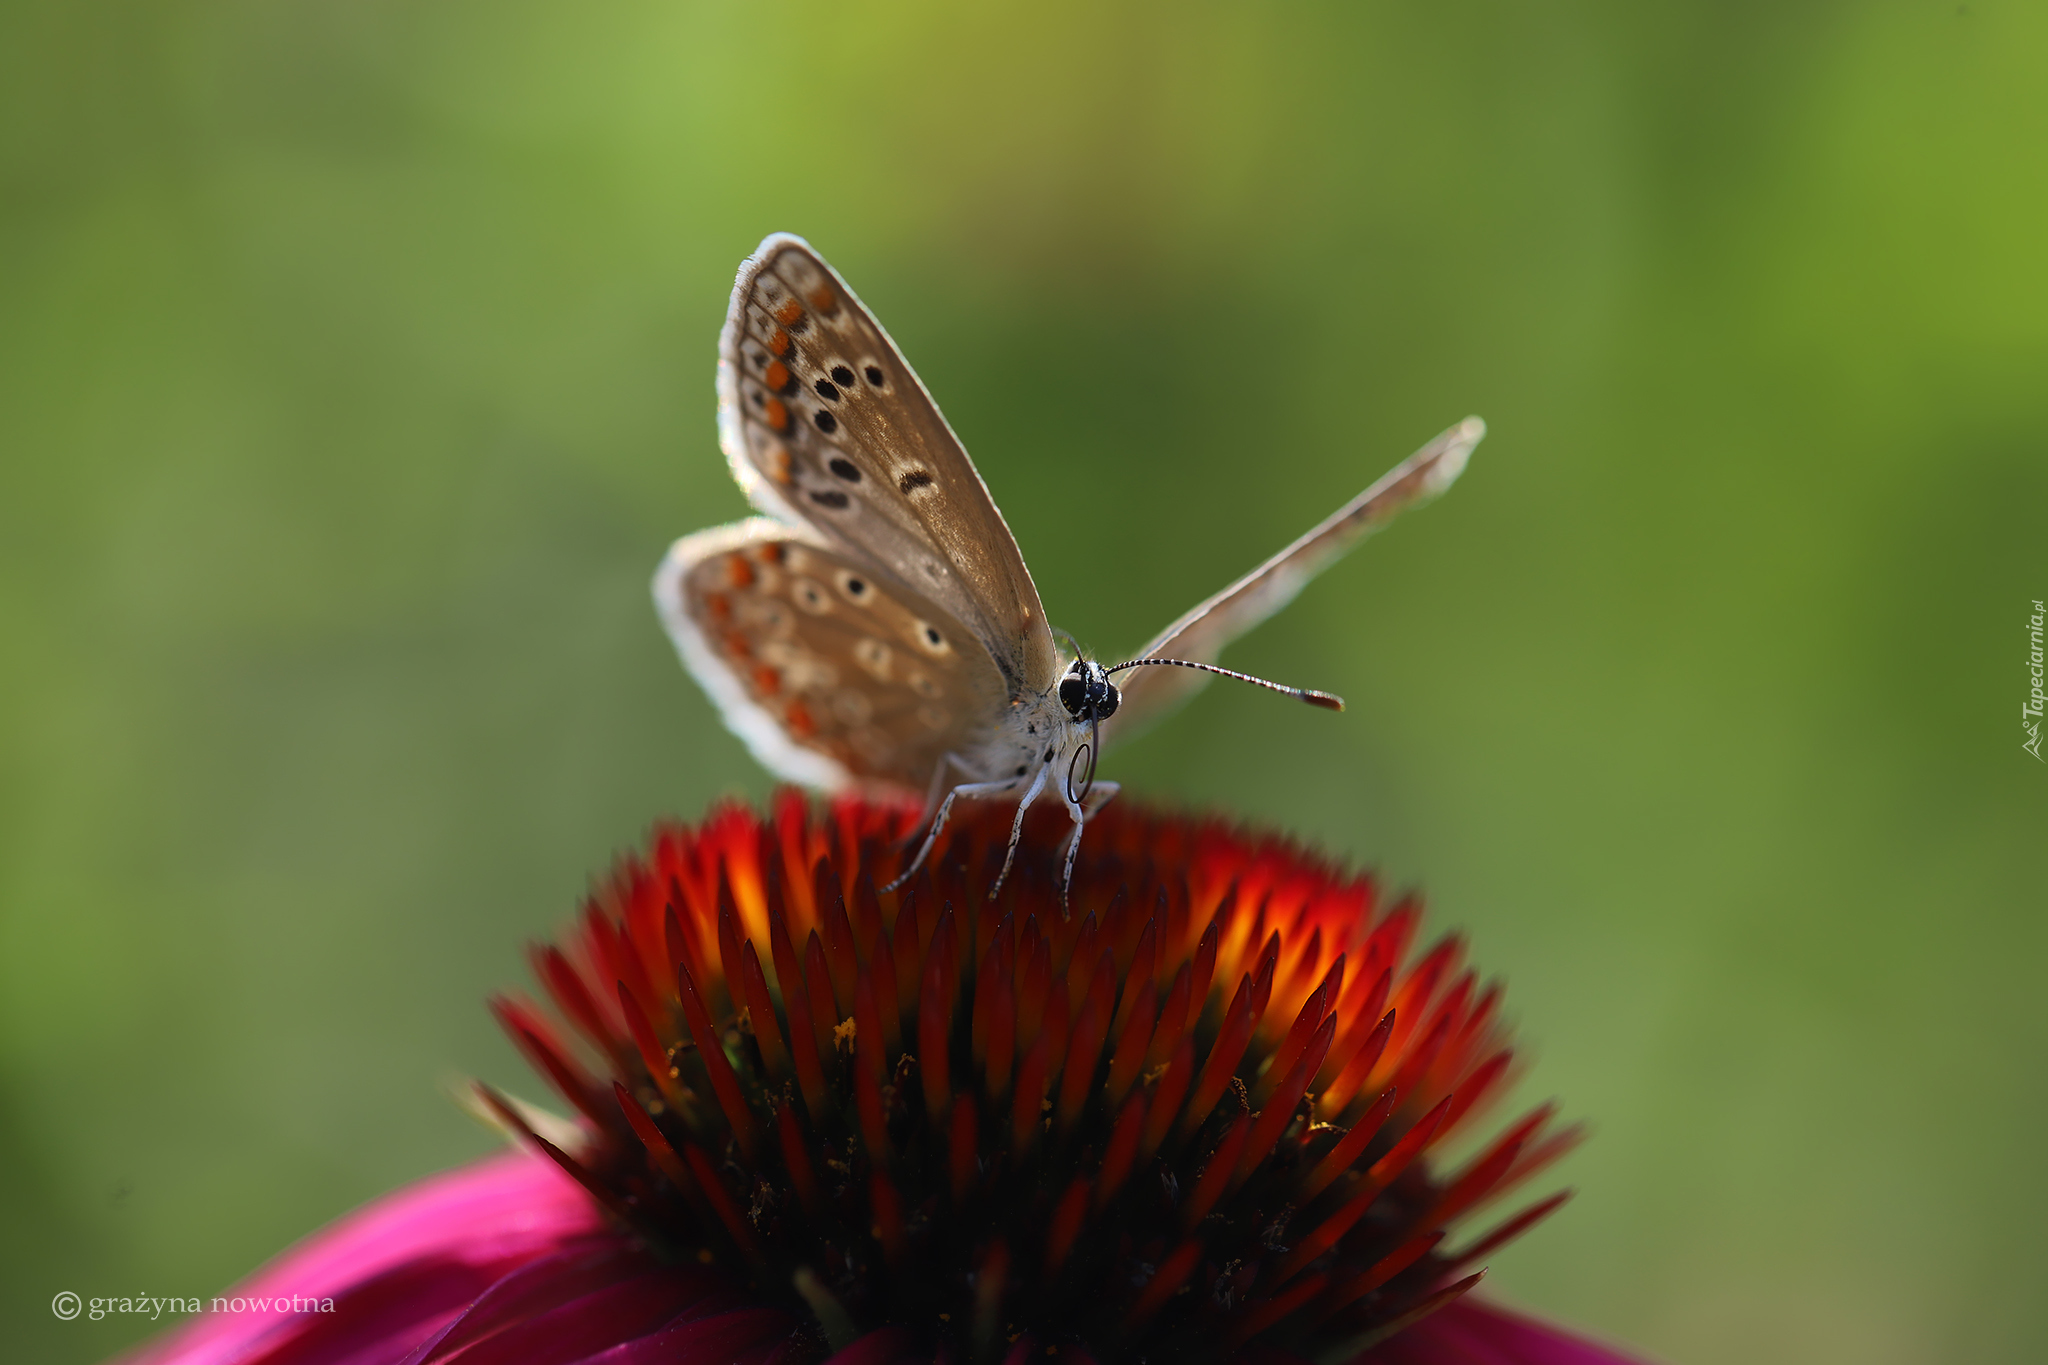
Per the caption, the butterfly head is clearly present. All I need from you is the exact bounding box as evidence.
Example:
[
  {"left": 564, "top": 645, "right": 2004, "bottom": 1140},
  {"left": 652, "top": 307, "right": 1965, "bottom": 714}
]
[{"left": 1056, "top": 658, "right": 1120, "bottom": 723}]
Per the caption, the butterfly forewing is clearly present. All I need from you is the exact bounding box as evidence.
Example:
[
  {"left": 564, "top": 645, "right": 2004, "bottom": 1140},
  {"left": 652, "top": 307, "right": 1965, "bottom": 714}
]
[
  {"left": 1100, "top": 418, "right": 1485, "bottom": 747},
  {"left": 717, "top": 234, "right": 1059, "bottom": 696},
  {"left": 657, "top": 518, "right": 1006, "bottom": 793}
]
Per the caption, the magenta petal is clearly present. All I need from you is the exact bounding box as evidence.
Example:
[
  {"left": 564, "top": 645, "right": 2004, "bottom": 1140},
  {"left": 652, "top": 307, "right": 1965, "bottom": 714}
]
[
  {"left": 1358, "top": 1298, "right": 1657, "bottom": 1365},
  {"left": 120, "top": 1148, "right": 817, "bottom": 1365},
  {"left": 254, "top": 1150, "right": 602, "bottom": 1296},
  {"left": 417, "top": 1258, "right": 745, "bottom": 1365},
  {"left": 123, "top": 1151, "right": 610, "bottom": 1365},
  {"left": 403, "top": 1243, "right": 661, "bottom": 1365},
  {"left": 225, "top": 1250, "right": 589, "bottom": 1365},
  {"left": 582, "top": 1305, "right": 806, "bottom": 1365}
]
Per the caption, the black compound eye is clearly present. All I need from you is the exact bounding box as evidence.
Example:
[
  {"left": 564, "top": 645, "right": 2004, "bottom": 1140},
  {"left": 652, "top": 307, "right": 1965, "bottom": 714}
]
[
  {"left": 1096, "top": 682, "right": 1120, "bottom": 720},
  {"left": 1058, "top": 677, "right": 1086, "bottom": 715}
]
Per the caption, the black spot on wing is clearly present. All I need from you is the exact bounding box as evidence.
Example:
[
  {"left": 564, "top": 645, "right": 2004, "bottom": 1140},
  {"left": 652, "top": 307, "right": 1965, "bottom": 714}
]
[
  {"left": 829, "top": 458, "right": 862, "bottom": 482},
  {"left": 831, "top": 365, "right": 856, "bottom": 387},
  {"left": 814, "top": 410, "right": 838, "bottom": 434},
  {"left": 809, "top": 490, "right": 850, "bottom": 510},
  {"left": 899, "top": 470, "right": 934, "bottom": 494}
]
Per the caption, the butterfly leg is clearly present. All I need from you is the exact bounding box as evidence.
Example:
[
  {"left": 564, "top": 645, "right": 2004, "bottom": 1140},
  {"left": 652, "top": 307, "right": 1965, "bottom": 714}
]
[
  {"left": 883, "top": 777, "right": 1017, "bottom": 893},
  {"left": 891, "top": 751, "right": 969, "bottom": 864},
  {"left": 1055, "top": 780, "right": 1123, "bottom": 917},
  {"left": 986, "top": 761, "right": 1054, "bottom": 901},
  {"left": 913, "top": 752, "right": 971, "bottom": 837}
]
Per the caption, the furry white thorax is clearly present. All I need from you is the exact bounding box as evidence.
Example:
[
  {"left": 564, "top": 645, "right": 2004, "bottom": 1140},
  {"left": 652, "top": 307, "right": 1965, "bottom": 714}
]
[
  {"left": 964, "top": 683, "right": 1086, "bottom": 787},
  {"left": 884, "top": 660, "right": 1122, "bottom": 910}
]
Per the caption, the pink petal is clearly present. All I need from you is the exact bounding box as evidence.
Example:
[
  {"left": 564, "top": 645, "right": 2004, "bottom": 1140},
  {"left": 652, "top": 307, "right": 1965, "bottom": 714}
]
[
  {"left": 121, "top": 1149, "right": 814, "bottom": 1365},
  {"left": 402, "top": 1243, "right": 664, "bottom": 1365},
  {"left": 581, "top": 1305, "right": 806, "bottom": 1365},
  {"left": 1358, "top": 1297, "right": 1657, "bottom": 1365},
  {"left": 121, "top": 1151, "right": 609, "bottom": 1365},
  {"left": 409, "top": 1256, "right": 738, "bottom": 1365}
]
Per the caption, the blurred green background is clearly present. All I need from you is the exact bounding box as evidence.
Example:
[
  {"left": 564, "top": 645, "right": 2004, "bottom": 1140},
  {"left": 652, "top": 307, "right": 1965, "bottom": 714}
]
[{"left": 3, "top": 2, "right": 2043, "bottom": 1362}]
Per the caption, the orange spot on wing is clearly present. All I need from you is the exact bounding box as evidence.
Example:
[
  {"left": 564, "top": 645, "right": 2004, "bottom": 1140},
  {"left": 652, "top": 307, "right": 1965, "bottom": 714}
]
[
  {"left": 786, "top": 702, "right": 816, "bottom": 738},
  {"left": 723, "top": 632, "right": 752, "bottom": 661},
  {"left": 807, "top": 285, "right": 837, "bottom": 313},
  {"left": 767, "top": 328, "right": 790, "bottom": 357},
  {"left": 753, "top": 665, "right": 782, "bottom": 696},
  {"left": 774, "top": 300, "right": 804, "bottom": 327},
  {"left": 725, "top": 555, "right": 755, "bottom": 589},
  {"left": 705, "top": 594, "right": 732, "bottom": 623},
  {"left": 763, "top": 397, "right": 789, "bottom": 432},
  {"left": 758, "top": 542, "right": 787, "bottom": 564},
  {"left": 763, "top": 360, "right": 790, "bottom": 390}
]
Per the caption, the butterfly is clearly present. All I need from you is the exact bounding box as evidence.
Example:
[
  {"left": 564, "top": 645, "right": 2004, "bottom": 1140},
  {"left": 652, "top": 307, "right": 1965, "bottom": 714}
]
[{"left": 655, "top": 234, "right": 1483, "bottom": 909}]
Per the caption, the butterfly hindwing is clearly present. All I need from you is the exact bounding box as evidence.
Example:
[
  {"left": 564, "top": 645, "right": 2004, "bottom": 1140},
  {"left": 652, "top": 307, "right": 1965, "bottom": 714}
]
[
  {"left": 717, "top": 234, "right": 1060, "bottom": 697},
  {"left": 656, "top": 518, "right": 1008, "bottom": 793}
]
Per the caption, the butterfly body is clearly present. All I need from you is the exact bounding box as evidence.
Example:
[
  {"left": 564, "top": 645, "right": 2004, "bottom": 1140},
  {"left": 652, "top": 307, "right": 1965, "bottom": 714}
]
[{"left": 658, "top": 234, "right": 1483, "bottom": 901}]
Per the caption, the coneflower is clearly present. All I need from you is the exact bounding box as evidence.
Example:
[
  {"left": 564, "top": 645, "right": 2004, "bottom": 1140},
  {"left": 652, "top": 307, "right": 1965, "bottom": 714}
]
[
  {"left": 486, "top": 791, "right": 1580, "bottom": 1363},
  {"left": 126, "top": 795, "right": 1647, "bottom": 1365}
]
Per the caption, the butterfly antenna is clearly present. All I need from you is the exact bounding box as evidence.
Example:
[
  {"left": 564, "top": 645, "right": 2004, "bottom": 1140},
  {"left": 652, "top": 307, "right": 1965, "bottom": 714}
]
[{"left": 1102, "top": 658, "right": 1345, "bottom": 711}]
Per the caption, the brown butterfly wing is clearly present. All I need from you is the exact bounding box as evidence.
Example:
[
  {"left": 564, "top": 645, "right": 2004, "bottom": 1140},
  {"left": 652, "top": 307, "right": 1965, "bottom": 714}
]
[
  {"left": 655, "top": 518, "right": 1007, "bottom": 794},
  {"left": 716, "top": 234, "right": 1060, "bottom": 698}
]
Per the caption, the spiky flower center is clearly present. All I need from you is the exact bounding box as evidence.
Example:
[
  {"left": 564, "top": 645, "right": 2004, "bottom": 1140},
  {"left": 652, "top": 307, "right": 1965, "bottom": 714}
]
[{"left": 487, "top": 793, "right": 1575, "bottom": 1363}]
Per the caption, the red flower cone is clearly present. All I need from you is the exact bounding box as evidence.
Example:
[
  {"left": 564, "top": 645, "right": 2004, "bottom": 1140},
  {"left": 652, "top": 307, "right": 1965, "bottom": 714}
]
[{"left": 124, "top": 794, "right": 1653, "bottom": 1365}]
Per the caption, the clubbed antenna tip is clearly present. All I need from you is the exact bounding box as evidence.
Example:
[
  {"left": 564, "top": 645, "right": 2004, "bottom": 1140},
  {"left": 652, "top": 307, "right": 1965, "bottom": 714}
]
[{"left": 1104, "top": 657, "right": 1345, "bottom": 712}]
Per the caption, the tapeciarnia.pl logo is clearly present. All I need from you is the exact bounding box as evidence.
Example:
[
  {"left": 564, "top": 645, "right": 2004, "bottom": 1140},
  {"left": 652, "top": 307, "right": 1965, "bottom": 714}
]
[{"left": 2025, "top": 599, "right": 2044, "bottom": 761}]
